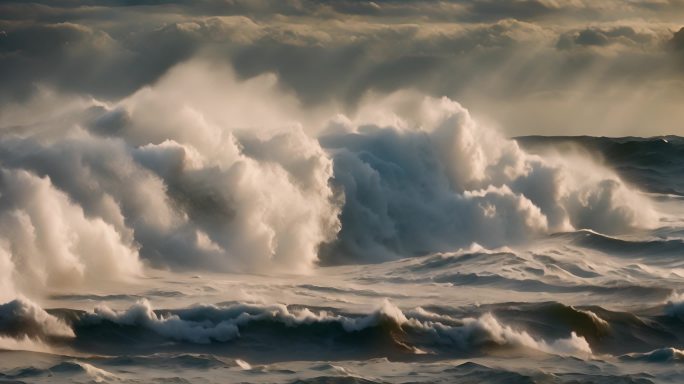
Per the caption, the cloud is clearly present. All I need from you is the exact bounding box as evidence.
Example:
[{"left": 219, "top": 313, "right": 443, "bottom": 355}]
[
  {"left": 1, "top": 0, "right": 683, "bottom": 134},
  {"left": 671, "top": 26, "right": 684, "bottom": 50},
  {"left": 557, "top": 26, "right": 659, "bottom": 49},
  {"left": 463, "top": 0, "right": 563, "bottom": 21}
]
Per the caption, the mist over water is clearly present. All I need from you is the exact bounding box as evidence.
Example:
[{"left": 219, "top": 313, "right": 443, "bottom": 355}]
[{"left": 1, "top": 15, "right": 684, "bottom": 383}]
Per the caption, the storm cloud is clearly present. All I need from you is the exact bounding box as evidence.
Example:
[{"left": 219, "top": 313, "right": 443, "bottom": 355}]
[{"left": 1, "top": 0, "right": 683, "bottom": 134}]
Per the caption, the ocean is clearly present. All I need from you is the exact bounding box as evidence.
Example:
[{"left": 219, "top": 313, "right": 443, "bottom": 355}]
[{"left": 1, "top": 111, "right": 683, "bottom": 383}]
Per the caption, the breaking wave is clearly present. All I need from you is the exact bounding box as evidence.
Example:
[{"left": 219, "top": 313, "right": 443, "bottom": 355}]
[
  {"left": 0, "top": 298, "right": 74, "bottom": 340},
  {"left": 0, "top": 298, "right": 592, "bottom": 359},
  {"left": 320, "top": 95, "right": 657, "bottom": 263}
]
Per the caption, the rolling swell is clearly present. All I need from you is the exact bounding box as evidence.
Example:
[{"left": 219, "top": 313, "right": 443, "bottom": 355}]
[
  {"left": 558, "top": 230, "right": 684, "bottom": 261},
  {"left": 2, "top": 299, "right": 597, "bottom": 361},
  {"left": 367, "top": 249, "right": 673, "bottom": 301},
  {"left": 4, "top": 296, "right": 684, "bottom": 381},
  {"left": 57, "top": 300, "right": 421, "bottom": 361},
  {"left": 58, "top": 299, "right": 684, "bottom": 360}
]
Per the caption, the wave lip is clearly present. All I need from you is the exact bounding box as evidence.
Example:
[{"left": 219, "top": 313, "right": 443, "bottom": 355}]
[
  {"left": 0, "top": 298, "right": 74, "bottom": 340},
  {"left": 416, "top": 312, "right": 592, "bottom": 358}
]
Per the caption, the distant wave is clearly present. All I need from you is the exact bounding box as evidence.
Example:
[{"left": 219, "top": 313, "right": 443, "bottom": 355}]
[
  {"left": 555, "top": 230, "right": 684, "bottom": 259},
  {"left": 517, "top": 135, "right": 684, "bottom": 197},
  {"left": 620, "top": 347, "right": 684, "bottom": 363},
  {"left": 360, "top": 248, "right": 674, "bottom": 302}
]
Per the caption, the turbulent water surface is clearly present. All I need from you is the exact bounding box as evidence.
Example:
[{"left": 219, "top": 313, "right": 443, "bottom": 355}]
[{"left": 1, "top": 91, "right": 684, "bottom": 383}]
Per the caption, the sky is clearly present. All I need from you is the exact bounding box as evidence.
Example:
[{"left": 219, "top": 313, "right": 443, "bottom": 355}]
[{"left": 1, "top": 0, "right": 683, "bottom": 136}]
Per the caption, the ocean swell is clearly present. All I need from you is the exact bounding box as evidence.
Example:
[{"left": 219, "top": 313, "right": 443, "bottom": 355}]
[{"left": 0, "top": 299, "right": 589, "bottom": 360}]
